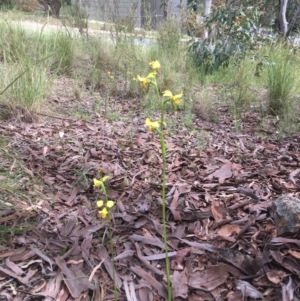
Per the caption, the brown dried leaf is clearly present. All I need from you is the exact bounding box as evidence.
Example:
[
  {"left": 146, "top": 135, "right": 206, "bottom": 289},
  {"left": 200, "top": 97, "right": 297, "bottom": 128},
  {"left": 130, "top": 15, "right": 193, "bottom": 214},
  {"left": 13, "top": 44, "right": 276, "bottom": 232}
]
[
  {"left": 218, "top": 224, "right": 240, "bottom": 237},
  {"left": 131, "top": 266, "right": 167, "bottom": 299},
  {"left": 5, "top": 258, "right": 24, "bottom": 275},
  {"left": 288, "top": 249, "right": 300, "bottom": 260},
  {"left": 169, "top": 189, "right": 181, "bottom": 221},
  {"left": 206, "top": 161, "right": 232, "bottom": 184},
  {"left": 188, "top": 265, "right": 228, "bottom": 291},
  {"left": 211, "top": 200, "right": 227, "bottom": 221},
  {"left": 236, "top": 280, "right": 262, "bottom": 299},
  {"left": 266, "top": 270, "right": 288, "bottom": 285},
  {"left": 171, "top": 269, "right": 188, "bottom": 299},
  {"left": 55, "top": 256, "right": 95, "bottom": 298}
]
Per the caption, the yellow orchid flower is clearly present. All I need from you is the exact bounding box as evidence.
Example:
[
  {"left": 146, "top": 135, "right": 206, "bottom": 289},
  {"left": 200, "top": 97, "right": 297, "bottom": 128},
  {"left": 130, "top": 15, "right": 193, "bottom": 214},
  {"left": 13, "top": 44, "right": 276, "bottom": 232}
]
[
  {"left": 149, "top": 60, "right": 161, "bottom": 70},
  {"left": 106, "top": 200, "right": 115, "bottom": 208},
  {"left": 107, "top": 71, "right": 114, "bottom": 79},
  {"left": 137, "top": 72, "right": 156, "bottom": 87},
  {"left": 162, "top": 90, "right": 183, "bottom": 105},
  {"left": 101, "top": 175, "right": 109, "bottom": 182},
  {"left": 96, "top": 200, "right": 104, "bottom": 208},
  {"left": 99, "top": 207, "right": 108, "bottom": 218},
  {"left": 93, "top": 175, "right": 109, "bottom": 188},
  {"left": 93, "top": 179, "right": 102, "bottom": 187},
  {"left": 145, "top": 118, "right": 160, "bottom": 132}
]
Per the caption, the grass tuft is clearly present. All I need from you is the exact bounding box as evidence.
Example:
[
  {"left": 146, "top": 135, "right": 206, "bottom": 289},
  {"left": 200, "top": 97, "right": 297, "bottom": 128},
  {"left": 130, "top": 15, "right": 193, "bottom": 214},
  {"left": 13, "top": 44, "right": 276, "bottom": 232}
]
[{"left": 265, "top": 43, "right": 297, "bottom": 117}]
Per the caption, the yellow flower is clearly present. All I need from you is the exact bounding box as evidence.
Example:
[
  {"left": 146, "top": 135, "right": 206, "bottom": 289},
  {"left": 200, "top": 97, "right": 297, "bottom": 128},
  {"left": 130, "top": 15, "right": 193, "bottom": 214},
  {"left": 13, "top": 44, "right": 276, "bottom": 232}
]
[
  {"left": 145, "top": 118, "right": 160, "bottom": 132},
  {"left": 107, "top": 71, "right": 114, "bottom": 79},
  {"left": 101, "top": 175, "right": 109, "bottom": 182},
  {"left": 149, "top": 60, "right": 161, "bottom": 70},
  {"left": 162, "top": 90, "right": 183, "bottom": 105},
  {"left": 94, "top": 176, "right": 109, "bottom": 187},
  {"left": 137, "top": 72, "right": 156, "bottom": 87},
  {"left": 99, "top": 207, "right": 108, "bottom": 218},
  {"left": 93, "top": 179, "right": 102, "bottom": 187},
  {"left": 106, "top": 200, "right": 115, "bottom": 208},
  {"left": 96, "top": 200, "right": 104, "bottom": 208}
]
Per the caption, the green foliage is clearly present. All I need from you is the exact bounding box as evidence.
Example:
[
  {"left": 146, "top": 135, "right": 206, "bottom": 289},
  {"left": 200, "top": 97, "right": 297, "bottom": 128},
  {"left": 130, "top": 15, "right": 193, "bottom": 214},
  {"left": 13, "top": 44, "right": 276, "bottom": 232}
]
[
  {"left": 265, "top": 43, "right": 296, "bottom": 116},
  {"left": 51, "top": 33, "right": 74, "bottom": 75},
  {"left": 232, "top": 58, "right": 255, "bottom": 107},
  {"left": 189, "top": 4, "right": 261, "bottom": 74},
  {"left": 0, "top": 0, "right": 13, "bottom": 9},
  {"left": 156, "top": 17, "right": 181, "bottom": 55},
  {"left": 0, "top": 23, "right": 30, "bottom": 63},
  {"left": 0, "top": 23, "right": 52, "bottom": 117}
]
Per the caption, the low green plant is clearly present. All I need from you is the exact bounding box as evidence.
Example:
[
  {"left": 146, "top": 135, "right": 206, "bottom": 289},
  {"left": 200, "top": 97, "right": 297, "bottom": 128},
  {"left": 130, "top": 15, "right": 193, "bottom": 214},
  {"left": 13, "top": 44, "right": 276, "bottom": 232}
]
[
  {"left": 0, "top": 22, "right": 30, "bottom": 63},
  {"left": 4, "top": 63, "right": 48, "bottom": 111},
  {"left": 189, "top": 86, "right": 215, "bottom": 120},
  {"left": 103, "top": 71, "right": 115, "bottom": 117},
  {"left": 265, "top": 43, "right": 296, "bottom": 117},
  {"left": 232, "top": 104, "right": 242, "bottom": 131},
  {"left": 232, "top": 59, "right": 255, "bottom": 108},
  {"left": 93, "top": 174, "right": 117, "bottom": 300},
  {"left": 51, "top": 33, "right": 74, "bottom": 75},
  {"left": 156, "top": 17, "right": 181, "bottom": 55}
]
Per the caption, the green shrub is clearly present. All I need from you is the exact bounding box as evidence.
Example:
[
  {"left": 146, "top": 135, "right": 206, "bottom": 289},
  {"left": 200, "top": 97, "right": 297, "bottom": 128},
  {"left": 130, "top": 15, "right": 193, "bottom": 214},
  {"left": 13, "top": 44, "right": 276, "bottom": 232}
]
[
  {"left": 189, "top": 4, "right": 261, "bottom": 74},
  {"left": 51, "top": 33, "right": 74, "bottom": 75},
  {"left": 265, "top": 43, "right": 296, "bottom": 116},
  {"left": 156, "top": 17, "right": 181, "bottom": 55}
]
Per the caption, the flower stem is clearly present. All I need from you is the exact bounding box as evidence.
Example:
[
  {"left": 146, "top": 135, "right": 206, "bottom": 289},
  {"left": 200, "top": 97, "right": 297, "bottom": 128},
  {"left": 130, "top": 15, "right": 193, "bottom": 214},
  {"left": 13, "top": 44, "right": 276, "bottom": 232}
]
[
  {"left": 103, "top": 186, "right": 118, "bottom": 301},
  {"left": 157, "top": 129, "right": 172, "bottom": 301},
  {"left": 108, "top": 219, "right": 118, "bottom": 301},
  {"left": 154, "top": 79, "right": 165, "bottom": 128}
]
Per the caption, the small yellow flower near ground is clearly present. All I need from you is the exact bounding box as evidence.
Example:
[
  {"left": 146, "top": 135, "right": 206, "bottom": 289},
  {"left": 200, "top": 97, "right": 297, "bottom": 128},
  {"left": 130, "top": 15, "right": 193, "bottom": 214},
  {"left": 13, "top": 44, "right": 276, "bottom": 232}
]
[
  {"left": 106, "top": 200, "right": 115, "bottom": 208},
  {"left": 99, "top": 207, "right": 108, "bottom": 218},
  {"left": 96, "top": 200, "right": 104, "bottom": 208},
  {"left": 149, "top": 60, "right": 161, "bottom": 70},
  {"left": 145, "top": 118, "right": 160, "bottom": 132},
  {"left": 107, "top": 71, "right": 114, "bottom": 79},
  {"left": 93, "top": 175, "right": 109, "bottom": 187},
  {"left": 93, "top": 179, "right": 102, "bottom": 187},
  {"left": 162, "top": 90, "right": 183, "bottom": 105},
  {"left": 101, "top": 175, "right": 109, "bottom": 182},
  {"left": 137, "top": 72, "right": 156, "bottom": 87}
]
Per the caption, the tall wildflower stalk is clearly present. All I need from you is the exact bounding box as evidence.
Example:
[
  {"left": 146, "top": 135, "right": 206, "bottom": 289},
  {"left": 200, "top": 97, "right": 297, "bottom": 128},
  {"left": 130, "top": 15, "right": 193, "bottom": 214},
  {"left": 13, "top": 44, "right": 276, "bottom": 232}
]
[{"left": 138, "top": 60, "right": 183, "bottom": 300}]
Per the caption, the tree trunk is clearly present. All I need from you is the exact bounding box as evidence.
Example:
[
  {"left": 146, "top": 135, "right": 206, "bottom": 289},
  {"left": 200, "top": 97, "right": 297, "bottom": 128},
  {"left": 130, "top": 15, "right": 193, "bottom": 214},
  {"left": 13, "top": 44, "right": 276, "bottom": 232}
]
[
  {"left": 279, "top": 0, "right": 289, "bottom": 35},
  {"left": 201, "top": 0, "right": 212, "bottom": 39},
  {"left": 204, "top": 0, "right": 212, "bottom": 17},
  {"left": 286, "top": 4, "right": 300, "bottom": 36},
  {"left": 163, "top": 0, "right": 168, "bottom": 19}
]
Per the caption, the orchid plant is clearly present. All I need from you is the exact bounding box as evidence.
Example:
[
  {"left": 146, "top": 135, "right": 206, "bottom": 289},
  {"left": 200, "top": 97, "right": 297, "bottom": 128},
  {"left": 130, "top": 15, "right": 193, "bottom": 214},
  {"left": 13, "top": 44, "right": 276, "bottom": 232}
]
[
  {"left": 93, "top": 174, "right": 117, "bottom": 300},
  {"left": 137, "top": 61, "right": 183, "bottom": 301},
  {"left": 137, "top": 60, "right": 182, "bottom": 127}
]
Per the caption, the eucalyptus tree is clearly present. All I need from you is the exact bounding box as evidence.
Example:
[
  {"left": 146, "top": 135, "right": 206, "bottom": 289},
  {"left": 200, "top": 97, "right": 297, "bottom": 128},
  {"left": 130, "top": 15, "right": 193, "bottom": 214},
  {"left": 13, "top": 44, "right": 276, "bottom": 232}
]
[{"left": 278, "top": 0, "right": 300, "bottom": 36}]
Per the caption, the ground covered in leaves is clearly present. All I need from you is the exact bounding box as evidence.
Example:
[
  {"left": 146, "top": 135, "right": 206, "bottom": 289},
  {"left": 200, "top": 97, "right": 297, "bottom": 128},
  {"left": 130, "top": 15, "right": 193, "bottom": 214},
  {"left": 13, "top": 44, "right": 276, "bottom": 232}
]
[{"left": 1, "top": 77, "right": 300, "bottom": 301}]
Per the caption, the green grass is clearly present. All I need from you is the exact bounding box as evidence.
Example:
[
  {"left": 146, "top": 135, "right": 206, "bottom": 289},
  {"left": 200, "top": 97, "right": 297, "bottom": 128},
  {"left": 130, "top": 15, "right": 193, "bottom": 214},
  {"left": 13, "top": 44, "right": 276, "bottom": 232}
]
[
  {"left": 0, "top": 11, "right": 299, "bottom": 134},
  {"left": 265, "top": 42, "right": 298, "bottom": 117}
]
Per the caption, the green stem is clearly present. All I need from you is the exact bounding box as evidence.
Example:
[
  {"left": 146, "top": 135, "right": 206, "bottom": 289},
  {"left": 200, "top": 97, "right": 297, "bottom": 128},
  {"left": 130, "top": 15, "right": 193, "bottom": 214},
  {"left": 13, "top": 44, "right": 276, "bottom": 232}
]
[
  {"left": 108, "top": 218, "right": 118, "bottom": 301},
  {"left": 157, "top": 129, "right": 172, "bottom": 301},
  {"left": 102, "top": 185, "right": 118, "bottom": 301},
  {"left": 153, "top": 80, "right": 165, "bottom": 128}
]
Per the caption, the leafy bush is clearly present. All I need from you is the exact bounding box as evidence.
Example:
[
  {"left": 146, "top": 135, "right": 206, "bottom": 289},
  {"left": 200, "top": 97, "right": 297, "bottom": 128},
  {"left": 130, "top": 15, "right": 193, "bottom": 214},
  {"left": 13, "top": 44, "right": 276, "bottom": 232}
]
[
  {"left": 189, "top": 4, "right": 261, "bottom": 74},
  {"left": 0, "top": 0, "right": 13, "bottom": 8}
]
